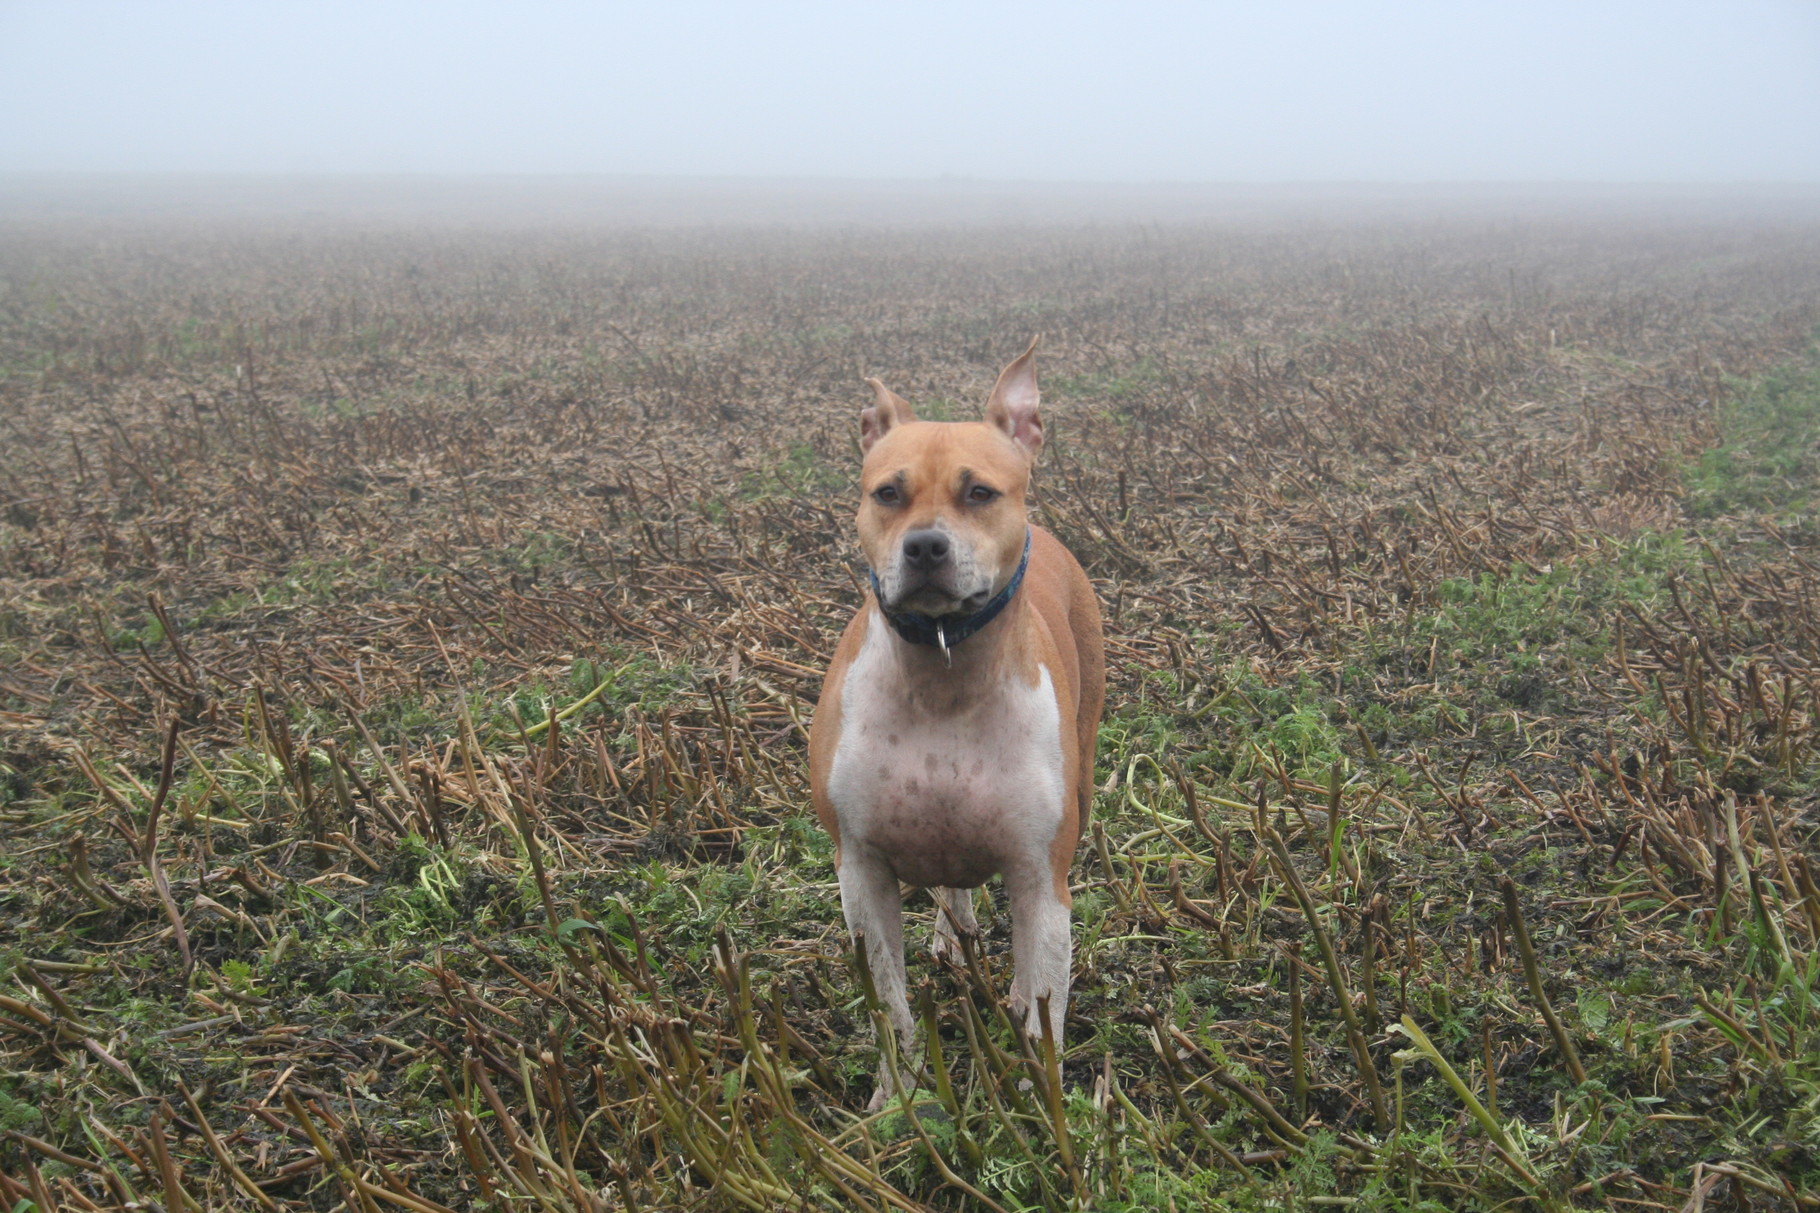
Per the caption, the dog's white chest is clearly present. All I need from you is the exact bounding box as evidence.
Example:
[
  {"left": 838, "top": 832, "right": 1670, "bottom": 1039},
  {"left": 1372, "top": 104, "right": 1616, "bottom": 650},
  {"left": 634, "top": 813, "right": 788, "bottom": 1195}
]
[{"left": 826, "top": 613, "right": 1068, "bottom": 889}]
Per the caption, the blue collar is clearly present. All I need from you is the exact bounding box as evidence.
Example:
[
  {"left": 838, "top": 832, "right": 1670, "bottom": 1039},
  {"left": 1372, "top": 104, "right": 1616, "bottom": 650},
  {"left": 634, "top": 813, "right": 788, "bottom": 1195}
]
[{"left": 869, "top": 529, "right": 1031, "bottom": 654}]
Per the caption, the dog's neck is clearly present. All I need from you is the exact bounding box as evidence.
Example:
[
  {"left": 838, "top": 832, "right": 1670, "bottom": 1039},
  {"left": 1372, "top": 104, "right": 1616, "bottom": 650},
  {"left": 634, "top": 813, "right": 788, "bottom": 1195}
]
[{"left": 866, "top": 593, "right": 1038, "bottom": 714}]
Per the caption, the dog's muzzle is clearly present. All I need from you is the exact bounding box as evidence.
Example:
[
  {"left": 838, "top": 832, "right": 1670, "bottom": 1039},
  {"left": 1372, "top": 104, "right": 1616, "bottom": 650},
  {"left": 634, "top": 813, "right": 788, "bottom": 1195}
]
[{"left": 869, "top": 529, "right": 1031, "bottom": 653}]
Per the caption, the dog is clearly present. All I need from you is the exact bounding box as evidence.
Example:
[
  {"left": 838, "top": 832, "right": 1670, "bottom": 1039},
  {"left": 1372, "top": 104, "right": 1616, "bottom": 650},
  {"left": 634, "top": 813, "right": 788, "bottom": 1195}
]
[{"left": 809, "top": 339, "right": 1105, "bottom": 1108}]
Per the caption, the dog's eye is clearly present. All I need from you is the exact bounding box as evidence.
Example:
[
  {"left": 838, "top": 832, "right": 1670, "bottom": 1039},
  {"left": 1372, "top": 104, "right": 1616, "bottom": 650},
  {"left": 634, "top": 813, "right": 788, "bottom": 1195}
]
[
  {"left": 967, "top": 485, "right": 999, "bottom": 504},
  {"left": 872, "top": 484, "right": 901, "bottom": 505}
]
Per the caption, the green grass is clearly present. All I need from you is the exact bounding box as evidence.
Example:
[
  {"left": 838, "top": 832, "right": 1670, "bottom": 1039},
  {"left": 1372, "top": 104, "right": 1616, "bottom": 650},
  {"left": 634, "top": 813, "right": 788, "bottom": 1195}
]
[
  {"left": 1689, "top": 345, "right": 1820, "bottom": 519},
  {"left": 737, "top": 439, "right": 849, "bottom": 500}
]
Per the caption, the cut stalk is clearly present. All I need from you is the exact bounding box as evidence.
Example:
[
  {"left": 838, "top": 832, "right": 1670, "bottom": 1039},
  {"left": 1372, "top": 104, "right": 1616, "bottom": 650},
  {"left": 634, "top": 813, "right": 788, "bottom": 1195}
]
[
  {"left": 1498, "top": 876, "right": 1586, "bottom": 1085},
  {"left": 1268, "top": 829, "right": 1389, "bottom": 1129},
  {"left": 1395, "top": 1016, "right": 1561, "bottom": 1210}
]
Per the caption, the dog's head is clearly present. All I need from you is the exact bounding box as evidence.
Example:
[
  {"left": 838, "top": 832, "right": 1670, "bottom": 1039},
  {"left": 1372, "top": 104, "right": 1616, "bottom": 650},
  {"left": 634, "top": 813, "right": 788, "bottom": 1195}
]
[{"left": 854, "top": 339, "right": 1044, "bottom": 617}]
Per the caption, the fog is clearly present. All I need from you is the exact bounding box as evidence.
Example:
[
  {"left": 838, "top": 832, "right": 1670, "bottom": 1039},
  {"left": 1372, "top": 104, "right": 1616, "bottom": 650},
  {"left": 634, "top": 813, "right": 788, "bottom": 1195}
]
[{"left": 3, "top": 1, "right": 1817, "bottom": 188}]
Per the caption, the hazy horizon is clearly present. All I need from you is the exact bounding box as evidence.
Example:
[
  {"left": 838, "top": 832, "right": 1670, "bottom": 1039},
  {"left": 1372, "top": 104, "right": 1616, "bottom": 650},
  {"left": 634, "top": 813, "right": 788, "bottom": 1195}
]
[
  {"left": 3, "top": 1, "right": 1817, "bottom": 185},
  {"left": 5, "top": 175, "right": 1818, "bottom": 231}
]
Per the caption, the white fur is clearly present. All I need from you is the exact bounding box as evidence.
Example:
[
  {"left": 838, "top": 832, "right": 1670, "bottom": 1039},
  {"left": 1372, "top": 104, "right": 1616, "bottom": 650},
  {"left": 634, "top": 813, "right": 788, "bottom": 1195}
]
[{"left": 826, "top": 609, "right": 1072, "bottom": 1101}]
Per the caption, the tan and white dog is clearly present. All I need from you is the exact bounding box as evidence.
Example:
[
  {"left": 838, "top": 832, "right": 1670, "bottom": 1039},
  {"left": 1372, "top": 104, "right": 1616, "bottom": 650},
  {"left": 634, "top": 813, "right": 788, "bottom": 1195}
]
[{"left": 809, "top": 340, "right": 1105, "bottom": 1106}]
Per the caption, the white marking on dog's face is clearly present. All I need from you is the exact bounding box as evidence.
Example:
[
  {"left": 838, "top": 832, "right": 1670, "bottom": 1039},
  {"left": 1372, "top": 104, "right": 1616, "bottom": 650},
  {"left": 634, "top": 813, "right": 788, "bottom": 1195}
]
[{"left": 857, "top": 420, "right": 1031, "bottom": 616}]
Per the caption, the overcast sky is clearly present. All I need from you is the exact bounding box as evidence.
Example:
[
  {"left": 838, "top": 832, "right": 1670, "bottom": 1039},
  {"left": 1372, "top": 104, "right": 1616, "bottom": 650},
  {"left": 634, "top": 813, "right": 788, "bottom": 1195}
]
[{"left": 2, "top": 1, "right": 1817, "bottom": 182}]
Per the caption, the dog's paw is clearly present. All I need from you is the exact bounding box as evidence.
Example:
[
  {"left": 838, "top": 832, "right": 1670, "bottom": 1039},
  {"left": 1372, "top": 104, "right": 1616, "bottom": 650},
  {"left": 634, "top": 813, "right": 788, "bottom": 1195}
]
[
  {"left": 1008, "top": 990, "right": 1062, "bottom": 1044},
  {"left": 929, "top": 923, "right": 977, "bottom": 965}
]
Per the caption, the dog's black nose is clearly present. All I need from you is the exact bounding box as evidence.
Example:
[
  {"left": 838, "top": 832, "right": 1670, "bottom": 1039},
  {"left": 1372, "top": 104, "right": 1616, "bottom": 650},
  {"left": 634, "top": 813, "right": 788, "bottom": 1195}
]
[{"left": 901, "top": 529, "right": 951, "bottom": 570}]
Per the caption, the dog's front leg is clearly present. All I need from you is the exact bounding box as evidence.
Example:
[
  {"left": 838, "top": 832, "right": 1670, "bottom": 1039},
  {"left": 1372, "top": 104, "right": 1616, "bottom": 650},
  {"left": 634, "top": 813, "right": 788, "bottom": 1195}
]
[
  {"left": 837, "top": 852, "right": 916, "bottom": 1109},
  {"left": 1005, "top": 863, "right": 1072, "bottom": 1046}
]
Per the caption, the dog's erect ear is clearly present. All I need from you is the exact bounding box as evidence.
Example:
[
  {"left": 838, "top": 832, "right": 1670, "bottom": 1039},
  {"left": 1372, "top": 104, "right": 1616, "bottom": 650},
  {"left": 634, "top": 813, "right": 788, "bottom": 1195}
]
[
  {"left": 860, "top": 378, "right": 916, "bottom": 453},
  {"left": 984, "top": 336, "right": 1043, "bottom": 458}
]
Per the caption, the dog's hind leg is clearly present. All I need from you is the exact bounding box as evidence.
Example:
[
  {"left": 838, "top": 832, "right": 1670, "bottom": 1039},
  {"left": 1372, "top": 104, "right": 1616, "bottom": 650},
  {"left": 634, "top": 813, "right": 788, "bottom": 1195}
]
[{"left": 929, "top": 886, "right": 980, "bottom": 964}]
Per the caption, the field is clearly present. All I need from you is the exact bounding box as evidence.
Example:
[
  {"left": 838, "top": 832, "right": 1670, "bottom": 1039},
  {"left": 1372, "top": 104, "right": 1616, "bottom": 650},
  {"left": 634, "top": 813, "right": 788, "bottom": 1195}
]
[{"left": 3, "top": 186, "right": 1820, "bottom": 1211}]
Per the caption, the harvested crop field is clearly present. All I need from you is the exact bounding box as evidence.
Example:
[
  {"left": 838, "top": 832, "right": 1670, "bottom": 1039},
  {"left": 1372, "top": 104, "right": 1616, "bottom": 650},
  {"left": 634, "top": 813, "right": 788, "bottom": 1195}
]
[{"left": 3, "top": 187, "right": 1820, "bottom": 1210}]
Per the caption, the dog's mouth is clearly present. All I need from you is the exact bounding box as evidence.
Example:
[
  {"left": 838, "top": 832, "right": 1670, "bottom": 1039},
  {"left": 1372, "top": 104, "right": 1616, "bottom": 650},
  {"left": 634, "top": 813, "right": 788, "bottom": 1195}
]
[{"left": 887, "top": 576, "right": 991, "bottom": 617}]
